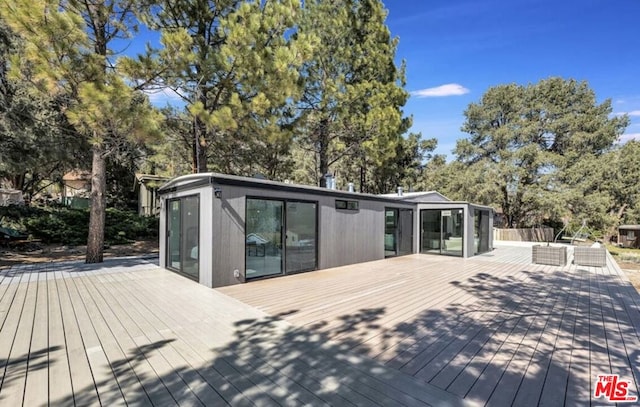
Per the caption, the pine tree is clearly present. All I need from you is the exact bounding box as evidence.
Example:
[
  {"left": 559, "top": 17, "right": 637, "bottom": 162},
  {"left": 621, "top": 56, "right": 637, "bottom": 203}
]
[
  {"left": 2, "top": 0, "right": 162, "bottom": 262},
  {"left": 295, "top": 0, "right": 409, "bottom": 188},
  {"left": 128, "top": 0, "right": 312, "bottom": 175}
]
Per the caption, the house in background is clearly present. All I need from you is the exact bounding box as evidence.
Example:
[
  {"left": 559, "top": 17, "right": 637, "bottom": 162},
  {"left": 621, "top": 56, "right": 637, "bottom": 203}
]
[
  {"left": 0, "top": 189, "right": 24, "bottom": 206},
  {"left": 135, "top": 174, "right": 169, "bottom": 217},
  {"left": 61, "top": 170, "right": 91, "bottom": 208},
  {"left": 158, "top": 173, "right": 494, "bottom": 288}
]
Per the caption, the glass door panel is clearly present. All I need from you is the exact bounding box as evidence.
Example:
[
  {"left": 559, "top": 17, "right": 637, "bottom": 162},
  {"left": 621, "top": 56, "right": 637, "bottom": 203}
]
[
  {"left": 398, "top": 209, "right": 414, "bottom": 256},
  {"left": 420, "top": 210, "right": 441, "bottom": 254},
  {"left": 246, "top": 199, "right": 283, "bottom": 279},
  {"left": 442, "top": 209, "right": 463, "bottom": 257},
  {"left": 474, "top": 209, "right": 490, "bottom": 254},
  {"left": 167, "top": 200, "right": 181, "bottom": 270},
  {"left": 285, "top": 202, "right": 317, "bottom": 273},
  {"left": 385, "top": 209, "right": 398, "bottom": 257},
  {"left": 166, "top": 196, "right": 200, "bottom": 280},
  {"left": 181, "top": 196, "right": 199, "bottom": 280}
]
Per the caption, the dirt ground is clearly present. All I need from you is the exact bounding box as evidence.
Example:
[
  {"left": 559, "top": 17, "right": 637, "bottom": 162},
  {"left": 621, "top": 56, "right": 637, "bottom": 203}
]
[{"left": 0, "top": 239, "right": 159, "bottom": 270}]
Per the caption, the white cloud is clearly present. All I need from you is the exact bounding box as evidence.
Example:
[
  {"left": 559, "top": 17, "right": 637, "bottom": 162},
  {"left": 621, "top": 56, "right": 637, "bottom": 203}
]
[
  {"left": 613, "top": 110, "right": 640, "bottom": 117},
  {"left": 618, "top": 133, "right": 640, "bottom": 143},
  {"left": 411, "top": 83, "right": 470, "bottom": 98},
  {"left": 144, "top": 87, "right": 184, "bottom": 106}
]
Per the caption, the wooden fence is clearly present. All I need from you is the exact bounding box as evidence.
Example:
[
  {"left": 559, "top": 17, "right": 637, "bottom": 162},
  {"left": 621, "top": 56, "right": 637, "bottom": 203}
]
[{"left": 493, "top": 227, "right": 555, "bottom": 242}]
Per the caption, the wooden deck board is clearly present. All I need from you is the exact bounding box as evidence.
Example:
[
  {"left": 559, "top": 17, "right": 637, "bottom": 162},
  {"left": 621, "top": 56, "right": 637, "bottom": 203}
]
[
  {"left": 22, "top": 273, "right": 50, "bottom": 407},
  {"left": 220, "top": 243, "right": 640, "bottom": 406},
  {"left": 94, "top": 271, "right": 234, "bottom": 407},
  {"left": 436, "top": 265, "right": 560, "bottom": 402},
  {"left": 77, "top": 274, "right": 174, "bottom": 407},
  {"left": 3, "top": 243, "right": 640, "bottom": 406},
  {"left": 61, "top": 273, "right": 127, "bottom": 406},
  {"left": 0, "top": 268, "right": 36, "bottom": 405},
  {"left": 47, "top": 269, "right": 74, "bottom": 407},
  {"left": 409, "top": 264, "right": 546, "bottom": 384}
]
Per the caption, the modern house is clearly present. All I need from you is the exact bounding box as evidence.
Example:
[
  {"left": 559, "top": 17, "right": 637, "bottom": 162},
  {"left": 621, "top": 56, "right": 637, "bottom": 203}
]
[{"left": 158, "top": 173, "right": 493, "bottom": 288}]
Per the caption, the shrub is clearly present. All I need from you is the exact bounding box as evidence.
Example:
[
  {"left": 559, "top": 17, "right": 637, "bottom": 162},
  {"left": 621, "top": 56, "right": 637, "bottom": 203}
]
[{"left": 0, "top": 204, "right": 158, "bottom": 245}]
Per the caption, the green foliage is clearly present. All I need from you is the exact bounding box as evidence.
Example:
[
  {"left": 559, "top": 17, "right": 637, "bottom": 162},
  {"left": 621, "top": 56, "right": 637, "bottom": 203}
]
[
  {"left": 0, "top": 20, "right": 87, "bottom": 196},
  {"left": 294, "top": 0, "right": 410, "bottom": 187},
  {"left": 2, "top": 0, "right": 165, "bottom": 261},
  {"left": 562, "top": 140, "right": 640, "bottom": 237},
  {"left": 451, "top": 77, "right": 628, "bottom": 229},
  {"left": 130, "top": 0, "right": 311, "bottom": 175},
  {"left": 344, "top": 133, "right": 436, "bottom": 194},
  {"left": 0, "top": 205, "right": 158, "bottom": 245}
]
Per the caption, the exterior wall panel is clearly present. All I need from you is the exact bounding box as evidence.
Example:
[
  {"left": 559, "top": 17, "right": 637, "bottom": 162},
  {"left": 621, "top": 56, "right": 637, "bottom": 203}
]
[
  {"left": 319, "top": 200, "right": 386, "bottom": 269},
  {"left": 211, "top": 188, "right": 247, "bottom": 287},
  {"left": 159, "top": 173, "right": 493, "bottom": 288}
]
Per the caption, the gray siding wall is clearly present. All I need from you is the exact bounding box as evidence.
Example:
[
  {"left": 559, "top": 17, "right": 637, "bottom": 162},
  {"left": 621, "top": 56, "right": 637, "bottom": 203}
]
[
  {"left": 209, "top": 184, "right": 413, "bottom": 287},
  {"left": 211, "top": 187, "right": 247, "bottom": 287},
  {"left": 160, "top": 181, "right": 495, "bottom": 288},
  {"left": 319, "top": 199, "right": 384, "bottom": 269},
  {"left": 464, "top": 205, "right": 474, "bottom": 258}
]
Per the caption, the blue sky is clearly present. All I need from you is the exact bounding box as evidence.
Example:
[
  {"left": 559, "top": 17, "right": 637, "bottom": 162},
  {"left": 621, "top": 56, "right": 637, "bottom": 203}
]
[{"left": 384, "top": 0, "right": 640, "bottom": 157}]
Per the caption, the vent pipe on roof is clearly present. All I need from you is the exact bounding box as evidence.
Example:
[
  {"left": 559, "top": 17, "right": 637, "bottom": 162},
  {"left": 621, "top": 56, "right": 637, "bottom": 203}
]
[
  {"left": 324, "top": 173, "right": 335, "bottom": 189},
  {"left": 397, "top": 186, "right": 403, "bottom": 197},
  {"left": 347, "top": 182, "right": 354, "bottom": 193}
]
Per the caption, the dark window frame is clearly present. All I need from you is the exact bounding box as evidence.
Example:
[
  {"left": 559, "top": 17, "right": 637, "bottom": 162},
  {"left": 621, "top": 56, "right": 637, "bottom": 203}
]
[
  {"left": 335, "top": 199, "right": 359, "bottom": 211},
  {"left": 165, "top": 194, "right": 200, "bottom": 282},
  {"left": 245, "top": 196, "right": 319, "bottom": 281}
]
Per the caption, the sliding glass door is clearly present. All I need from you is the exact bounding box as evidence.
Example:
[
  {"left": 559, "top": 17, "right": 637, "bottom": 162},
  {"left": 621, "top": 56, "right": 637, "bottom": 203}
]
[
  {"left": 285, "top": 202, "right": 317, "bottom": 273},
  {"left": 420, "top": 210, "right": 441, "bottom": 253},
  {"left": 441, "top": 209, "right": 463, "bottom": 256},
  {"left": 420, "top": 208, "right": 464, "bottom": 257},
  {"left": 166, "top": 195, "right": 200, "bottom": 280},
  {"left": 385, "top": 208, "right": 413, "bottom": 257},
  {"left": 246, "top": 198, "right": 318, "bottom": 279},
  {"left": 246, "top": 199, "right": 284, "bottom": 279},
  {"left": 167, "top": 200, "right": 181, "bottom": 270}
]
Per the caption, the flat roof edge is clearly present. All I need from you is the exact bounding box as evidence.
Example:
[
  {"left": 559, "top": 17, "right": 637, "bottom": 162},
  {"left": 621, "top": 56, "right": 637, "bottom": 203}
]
[{"left": 158, "top": 172, "right": 494, "bottom": 209}]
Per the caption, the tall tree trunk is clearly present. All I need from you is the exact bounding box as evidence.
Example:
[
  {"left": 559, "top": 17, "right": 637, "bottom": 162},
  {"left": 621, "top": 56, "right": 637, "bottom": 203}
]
[
  {"left": 192, "top": 118, "right": 208, "bottom": 173},
  {"left": 318, "top": 119, "right": 329, "bottom": 187},
  {"left": 604, "top": 204, "right": 628, "bottom": 243},
  {"left": 86, "top": 143, "right": 106, "bottom": 263}
]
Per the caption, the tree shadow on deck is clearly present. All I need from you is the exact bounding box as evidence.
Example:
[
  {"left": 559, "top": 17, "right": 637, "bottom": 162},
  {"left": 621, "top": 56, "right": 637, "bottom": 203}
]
[
  {"left": 0, "top": 346, "right": 61, "bottom": 403},
  {"left": 365, "top": 266, "right": 640, "bottom": 406},
  {"left": 31, "top": 265, "right": 640, "bottom": 406}
]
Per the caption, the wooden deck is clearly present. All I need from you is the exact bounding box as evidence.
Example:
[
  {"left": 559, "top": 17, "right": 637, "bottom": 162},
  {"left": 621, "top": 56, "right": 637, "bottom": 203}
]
[
  {"left": 219, "top": 243, "right": 640, "bottom": 406},
  {"left": 0, "top": 258, "right": 469, "bottom": 406}
]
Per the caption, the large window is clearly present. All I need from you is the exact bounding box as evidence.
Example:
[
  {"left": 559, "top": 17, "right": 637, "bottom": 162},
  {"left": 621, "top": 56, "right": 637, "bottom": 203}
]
[
  {"left": 246, "top": 198, "right": 317, "bottom": 280},
  {"left": 166, "top": 195, "right": 199, "bottom": 280},
  {"left": 420, "top": 208, "right": 464, "bottom": 257}
]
